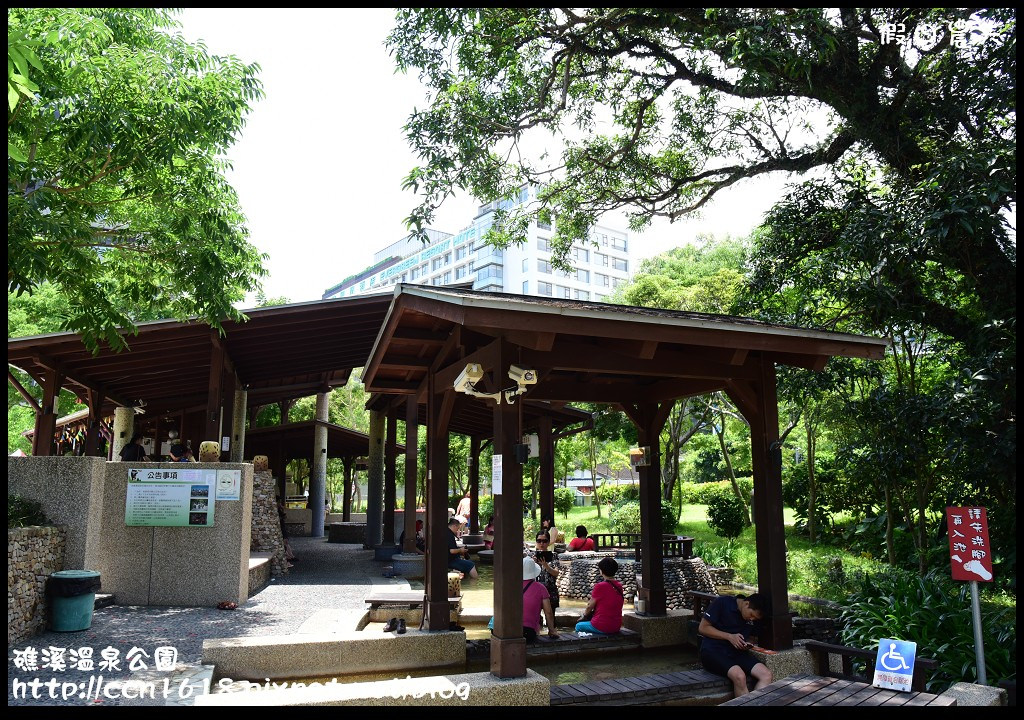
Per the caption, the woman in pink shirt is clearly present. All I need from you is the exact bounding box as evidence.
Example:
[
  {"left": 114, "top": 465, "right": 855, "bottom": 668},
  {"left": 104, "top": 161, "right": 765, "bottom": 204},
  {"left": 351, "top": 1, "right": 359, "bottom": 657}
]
[
  {"left": 575, "top": 556, "right": 624, "bottom": 634},
  {"left": 522, "top": 556, "right": 559, "bottom": 642}
]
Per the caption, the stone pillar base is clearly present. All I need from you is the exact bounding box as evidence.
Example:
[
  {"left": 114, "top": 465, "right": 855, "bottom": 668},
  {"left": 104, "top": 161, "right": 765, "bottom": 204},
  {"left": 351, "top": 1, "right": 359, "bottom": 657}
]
[
  {"left": 373, "top": 544, "right": 401, "bottom": 561},
  {"left": 622, "top": 608, "right": 692, "bottom": 648},
  {"left": 392, "top": 553, "right": 425, "bottom": 579},
  {"left": 490, "top": 635, "right": 527, "bottom": 678}
]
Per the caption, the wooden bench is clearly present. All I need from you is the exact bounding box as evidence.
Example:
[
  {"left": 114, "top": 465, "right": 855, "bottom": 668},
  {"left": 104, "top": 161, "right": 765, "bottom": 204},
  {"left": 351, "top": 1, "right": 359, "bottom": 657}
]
[
  {"left": 550, "top": 668, "right": 731, "bottom": 705},
  {"left": 363, "top": 592, "right": 461, "bottom": 610},
  {"left": 466, "top": 628, "right": 643, "bottom": 663},
  {"left": 803, "top": 640, "right": 938, "bottom": 693}
]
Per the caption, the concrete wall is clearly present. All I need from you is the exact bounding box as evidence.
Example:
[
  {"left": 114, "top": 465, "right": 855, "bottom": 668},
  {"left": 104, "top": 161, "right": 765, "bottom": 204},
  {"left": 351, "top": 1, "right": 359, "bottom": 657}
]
[
  {"left": 8, "top": 456, "right": 106, "bottom": 571},
  {"left": 8, "top": 456, "right": 254, "bottom": 607}
]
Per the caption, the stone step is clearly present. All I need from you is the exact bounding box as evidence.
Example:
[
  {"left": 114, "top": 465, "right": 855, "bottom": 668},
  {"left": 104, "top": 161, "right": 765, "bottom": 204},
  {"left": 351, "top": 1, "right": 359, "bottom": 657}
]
[{"left": 94, "top": 593, "right": 115, "bottom": 609}]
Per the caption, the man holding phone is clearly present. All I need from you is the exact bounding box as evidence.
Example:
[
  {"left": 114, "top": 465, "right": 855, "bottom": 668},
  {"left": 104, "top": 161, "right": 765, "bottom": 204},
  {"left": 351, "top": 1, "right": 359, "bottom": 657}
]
[{"left": 697, "top": 592, "right": 773, "bottom": 698}]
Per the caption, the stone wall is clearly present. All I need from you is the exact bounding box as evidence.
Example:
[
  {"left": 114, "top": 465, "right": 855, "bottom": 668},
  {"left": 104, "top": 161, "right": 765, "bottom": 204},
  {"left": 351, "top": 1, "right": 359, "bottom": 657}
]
[
  {"left": 249, "top": 470, "right": 288, "bottom": 576},
  {"left": 555, "top": 551, "right": 715, "bottom": 609},
  {"left": 8, "top": 526, "right": 66, "bottom": 645}
]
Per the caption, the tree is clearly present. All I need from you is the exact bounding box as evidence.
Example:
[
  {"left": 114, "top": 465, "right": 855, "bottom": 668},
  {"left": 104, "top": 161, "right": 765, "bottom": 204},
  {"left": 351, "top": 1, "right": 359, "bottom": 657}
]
[{"left": 8, "top": 8, "right": 267, "bottom": 351}]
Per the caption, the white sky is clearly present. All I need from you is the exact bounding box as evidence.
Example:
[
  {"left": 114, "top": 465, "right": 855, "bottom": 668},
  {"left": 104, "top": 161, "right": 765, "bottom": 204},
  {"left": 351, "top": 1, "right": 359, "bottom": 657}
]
[{"left": 176, "top": 8, "right": 786, "bottom": 304}]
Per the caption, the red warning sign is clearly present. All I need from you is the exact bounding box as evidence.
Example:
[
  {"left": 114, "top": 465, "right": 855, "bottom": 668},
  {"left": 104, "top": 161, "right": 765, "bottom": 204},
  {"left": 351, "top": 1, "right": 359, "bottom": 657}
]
[{"left": 946, "top": 507, "right": 993, "bottom": 582}]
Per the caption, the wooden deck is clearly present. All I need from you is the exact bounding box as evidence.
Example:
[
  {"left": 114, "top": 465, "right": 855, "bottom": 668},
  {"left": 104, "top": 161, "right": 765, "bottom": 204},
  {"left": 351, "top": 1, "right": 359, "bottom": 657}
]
[
  {"left": 721, "top": 673, "right": 956, "bottom": 707},
  {"left": 466, "top": 628, "right": 643, "bottom": 663},
  {"left": 550, "top": 668, "right": 731, "bottom": 705},
  {"left": 363, "top": 592, "right": 460, "bottom": 608}
]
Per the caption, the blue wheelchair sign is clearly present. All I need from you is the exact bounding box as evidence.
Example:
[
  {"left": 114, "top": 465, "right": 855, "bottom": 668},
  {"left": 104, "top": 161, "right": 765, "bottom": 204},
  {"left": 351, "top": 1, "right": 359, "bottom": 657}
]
[{"left": 873, "top": 638, "right": 917, "bottom": 692}]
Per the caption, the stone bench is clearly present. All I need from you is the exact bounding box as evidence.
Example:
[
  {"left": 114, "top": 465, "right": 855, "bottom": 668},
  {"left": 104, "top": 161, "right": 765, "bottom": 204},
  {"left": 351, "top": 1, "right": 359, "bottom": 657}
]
[
  {"left": 248, "top": 553, "right": 272, "bottom": 598},
  {"left": 328, "top": 522, "right": 366, "bottom": 544}
]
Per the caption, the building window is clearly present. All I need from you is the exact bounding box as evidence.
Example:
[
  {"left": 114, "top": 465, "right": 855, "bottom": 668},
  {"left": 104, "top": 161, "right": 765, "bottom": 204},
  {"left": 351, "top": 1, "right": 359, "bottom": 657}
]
[
  {"left": 537, "top": 281, "right": 552, "bottom": 296},
  {"left": 595, "top": 293, "right": 606, "bottom": 302},
  {"left": 432, "top": 257, "right": 443, "bottom": 272},
  {"left": 573, "top": 247, "right": 589, "bottom": 263},
  {"left": 455, "top": 265, "right": 467, "bottom": 280},
  {"left": 575, "top": 289, "right": 590, "bottom": 301},
  {"left": 443, "top": 271, "right": 451, "bottom": 284},
  {"left": 410, "top": 267, "right": 419, "bottom": 281},
  {"left": 421, "top": 263, "right": 428, "bottom": 275},
  {"left": 455, "top": 245, "right": 467, "bottom": 261},
  {"left": 477, "top": 265, "right": 503, "bottom": 281},
  {"left": 537, "top": 237, "right": 551, "bottom": 252},
  {"left": 519, "top": 187, "right": 529, "bottom": 203},
  {"left": 522, "top": 280, "right": 529, "bottom": 294},
  {"left": 537, "top": 220, "right": 551, "bottom": 231},
  {"left": 444, "top": 252, "right": 451, "bottom": 265},
  {"left": 594, "top": 252, "right": 609, "bottom": 266},
  {"left": 595, "top": 273, "right": 610, "bottom": 287},
  {"left": 612, "top": 276, "right": 626, "bottom": 289},
  {"left": 612, "top": 237, "right": 627, "bottom": 252},
  {"left": 522, "top": 258, "right": 529, "bottom": 272},
  {"left": 576, "top": 269, "right": 589, "bottom": 283},
  {"left": 400, "top": 273, "right": 407, "bottom": 283},
  {"left": 555, "top": 285, "right": 571, "bottom": 299},
  {"left": 432, "top": 276, "right": 442, "bottom": 286},
  {"left": 537, "top": 259, "right": 552, "bottom": 274},
  {"left": 612, "top": 257, "right": 628, "bottom": 272},
  {"left": 468, "top": 260, "right": 475, "bottom": 272}
]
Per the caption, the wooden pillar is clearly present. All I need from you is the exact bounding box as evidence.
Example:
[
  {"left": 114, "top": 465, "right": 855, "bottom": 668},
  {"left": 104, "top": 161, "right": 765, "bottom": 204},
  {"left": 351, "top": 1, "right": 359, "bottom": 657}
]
[
  {"left": 84, "top": 388, "right": 105, "bottom": 456},
  {"left": 342, "top": 457, "right": 354, "bottom": 522},
  {"left": 383, "top": 412, "right": 398, "bottom": 543},
  {"left": 425, "top": 374, "right": 455, "bottom": 631},
  {"left": 747, "top": 359, "right": 792, "bottom": 650},
  {"left": 31, "top": 369, "right": 63, "bottom": 456},
  {"left": 274, "top": 438, "right": 287, "bottom": 498},
  {"left": 402, "top": 396, "right": 419, "bottom": 553},
  {"left": 538, "top": 417, "right": 554, "bottom": 527},
  {"left": 625, "top": 402, "right": 672, "bottom": 617},
  {"left": 364, "top": 410, "right": 386, "bottom": 549},
  {"left": 468, "top": 436, "right": 481, "bottom": 533},
  {"left": 205, "top": 342, "right": 225, "bottom": 446},
  {"left": 491, "top": 343, "right": 526, "bottom": 678}
]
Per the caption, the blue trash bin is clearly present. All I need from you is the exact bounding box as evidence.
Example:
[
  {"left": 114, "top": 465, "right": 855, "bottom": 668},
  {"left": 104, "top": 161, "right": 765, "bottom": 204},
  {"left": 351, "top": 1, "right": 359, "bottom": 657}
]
[{"left": 48, "top": 570, "right": 101, "bottom": 631}]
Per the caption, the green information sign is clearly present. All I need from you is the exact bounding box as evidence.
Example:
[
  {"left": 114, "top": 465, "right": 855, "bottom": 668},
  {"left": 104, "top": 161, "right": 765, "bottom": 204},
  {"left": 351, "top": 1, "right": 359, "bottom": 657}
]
[{"left": 126, "top": 468, "right": 216, "bottom": 527}]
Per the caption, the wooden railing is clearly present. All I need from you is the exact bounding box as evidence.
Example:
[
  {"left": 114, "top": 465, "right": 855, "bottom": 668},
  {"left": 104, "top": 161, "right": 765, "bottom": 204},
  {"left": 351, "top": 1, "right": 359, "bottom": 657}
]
[
  {"left": 589, "top": 533, "right": 694, "bottom": 559},
  {"left": 804, "top": 640, "right": 938, "bottom": 693}
]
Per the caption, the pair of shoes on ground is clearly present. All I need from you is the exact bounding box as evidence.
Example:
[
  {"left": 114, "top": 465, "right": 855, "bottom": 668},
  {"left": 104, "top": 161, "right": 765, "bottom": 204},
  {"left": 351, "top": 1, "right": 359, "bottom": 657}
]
[
  {"left": 449, "top": 622, "right": 465, "bottom": 632},
  {"left": 383, "top": 617, "right": 407, "bottom": 634}
]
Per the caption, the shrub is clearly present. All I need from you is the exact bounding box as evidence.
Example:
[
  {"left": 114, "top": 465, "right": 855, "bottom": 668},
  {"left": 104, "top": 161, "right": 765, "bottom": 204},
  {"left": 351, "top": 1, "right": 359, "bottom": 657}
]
[
  {"left": 8, "top": 495, "right": 49, "bottom": 528},
  {"left": 693, "top": 539, "right": 736, "bottom": 568},
  {"left": 706, "top": 494, "right": 746, "bottom": 539},
  {"left": 477, "top": 495, "right": 494, "bottom": 524},
  {"left": 610, "top": 501, "right": 642, "bottom": 534},
  {"left": 660, "top": 501, "right": 678, "bottom": 534},
  {"left": 679, "top": 479, "right": 752, "bottom": 506},
  {"left": 554, "top": 487, "right": 575, "bottom": 518},
  {"left": 840, "top": 567, "right": 1016, "bottom": 692}
]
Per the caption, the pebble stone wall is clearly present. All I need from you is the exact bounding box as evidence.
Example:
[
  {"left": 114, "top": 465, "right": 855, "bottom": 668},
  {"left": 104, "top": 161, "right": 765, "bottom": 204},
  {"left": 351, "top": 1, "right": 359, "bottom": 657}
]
[
  {"left": 248, "top": 470, "right": 288, "bottom": 576},
  {"left": 8, "top": 526, "right": 66, "bottom": 645},
  {"left": 555, "top": 551, "right": 716, "bottom": 609}
]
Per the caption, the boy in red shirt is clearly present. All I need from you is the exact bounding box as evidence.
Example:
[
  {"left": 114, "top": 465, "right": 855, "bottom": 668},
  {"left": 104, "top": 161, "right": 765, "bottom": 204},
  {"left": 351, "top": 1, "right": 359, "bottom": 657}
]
[{"left": 574, "top": 556, "right": 623, "bottom": 634}]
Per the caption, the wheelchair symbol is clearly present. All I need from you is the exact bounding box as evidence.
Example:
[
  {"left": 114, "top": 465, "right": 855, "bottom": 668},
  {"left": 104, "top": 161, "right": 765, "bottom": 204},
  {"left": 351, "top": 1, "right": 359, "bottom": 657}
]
[{"left": 880, "top": 643, "right": 910, "bottom": 671}]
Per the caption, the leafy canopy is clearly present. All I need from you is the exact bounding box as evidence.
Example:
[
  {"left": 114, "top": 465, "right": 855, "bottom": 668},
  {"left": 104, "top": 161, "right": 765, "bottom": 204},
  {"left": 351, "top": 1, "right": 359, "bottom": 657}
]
[{"left": 8, "top": 8, "right": 268, "bottom": 351}]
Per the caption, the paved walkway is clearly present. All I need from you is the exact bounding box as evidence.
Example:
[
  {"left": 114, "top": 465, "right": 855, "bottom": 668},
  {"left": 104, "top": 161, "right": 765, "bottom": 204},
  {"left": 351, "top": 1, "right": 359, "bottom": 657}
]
[{"left": 8, "top": 537, "right": 405, "bottom": 706}]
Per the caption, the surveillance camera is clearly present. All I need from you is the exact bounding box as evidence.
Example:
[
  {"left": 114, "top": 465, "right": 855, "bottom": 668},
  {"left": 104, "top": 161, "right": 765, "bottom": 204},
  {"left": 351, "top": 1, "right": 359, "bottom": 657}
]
[
  {"left": 508, "top": 365, "right": 537, "bottom": 386},
  {"left": 454, "top": 363, "right": 485, "bottom": 393}
]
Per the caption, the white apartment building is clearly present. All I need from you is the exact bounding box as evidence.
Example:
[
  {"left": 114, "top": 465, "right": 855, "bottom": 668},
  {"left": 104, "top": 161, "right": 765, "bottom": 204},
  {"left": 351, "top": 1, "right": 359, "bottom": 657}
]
[{"left": 323, "top": 186, "right": 635, "bottom": 301}]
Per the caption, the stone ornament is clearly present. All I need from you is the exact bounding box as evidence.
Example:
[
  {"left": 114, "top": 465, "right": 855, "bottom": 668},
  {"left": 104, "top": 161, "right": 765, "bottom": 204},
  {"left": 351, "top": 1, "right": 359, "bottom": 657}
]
[
  {"left": 252, "top": 455, "right": 269, "bottom": 471},
  {"left": 199, "top": 441, "right": 221, "bottom": 462}
]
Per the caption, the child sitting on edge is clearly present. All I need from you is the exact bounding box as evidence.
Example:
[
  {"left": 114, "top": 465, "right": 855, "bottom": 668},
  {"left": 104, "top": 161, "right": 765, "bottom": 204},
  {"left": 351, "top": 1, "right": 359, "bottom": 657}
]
[{"left": 574, "top": 556, "right": 624, "bottom": 634}]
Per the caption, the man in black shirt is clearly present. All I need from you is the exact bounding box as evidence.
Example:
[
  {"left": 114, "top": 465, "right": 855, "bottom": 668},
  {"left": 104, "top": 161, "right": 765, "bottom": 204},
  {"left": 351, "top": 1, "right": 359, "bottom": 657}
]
[
  {"left": 119, "top": 432, "right": 149, "bottom": 462},
  {"left": 698, "top": 592, "right": 773, "bottom": 697},
  {"left": 447, "top": 517, "right": 478, "bottom": 579}
]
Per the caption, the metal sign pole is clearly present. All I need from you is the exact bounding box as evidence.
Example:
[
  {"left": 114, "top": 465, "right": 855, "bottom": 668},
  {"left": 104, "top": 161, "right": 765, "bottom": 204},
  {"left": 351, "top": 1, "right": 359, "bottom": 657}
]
[{"left": 969, "top": 580, "right": 987, "bottom": 685}]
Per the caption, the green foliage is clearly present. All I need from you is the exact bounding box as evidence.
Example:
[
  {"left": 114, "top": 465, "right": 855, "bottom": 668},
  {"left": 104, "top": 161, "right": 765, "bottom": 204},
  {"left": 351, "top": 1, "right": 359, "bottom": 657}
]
[
  {"left": 8, "top": 8, "right": 267, "bottom": 351},
  {"left": 553, "top": 487, "right": 575, "bottom": 518},
  {"left": 610, "top": 501, "right": 642, "bottom": 534},
  {"left": 8, "top": 495, "right": 49, "bottom": 527},
  {"left": 679, "top": 479, "right": 752, "bottom": 506},
  {"left": 660, "top": 501, "right": 678, "bottom": 534},
  {"left": 692, "top": 539, "right": 736, "bottom": 568},
  {"left": 706, "top": 494, "right": 746, "bottom": 540},
  {"left": 477, "top": 495, "right": 494, "bottom": 524},
  {"left": 840, "top": 567, "right": 1016, "bottom": 691}
]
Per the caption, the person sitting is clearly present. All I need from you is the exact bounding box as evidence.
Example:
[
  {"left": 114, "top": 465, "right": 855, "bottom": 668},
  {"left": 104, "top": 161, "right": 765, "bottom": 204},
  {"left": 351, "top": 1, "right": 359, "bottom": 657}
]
[
  {"left": 169, "top": 443, "right": 191, "bottom": 462},
  {"left": 529, "top": 532, "right": 561, "bottom": 621},
  {"left": 398, "top": 519, "right": 426, "bottom": 554},
  {"left": 522, "top": 556, "right": 559, "bottom": 642},
  {"left": 574, "top": 556, "right": 624, "bottom": 635},
  {"left": 697, "top": 592, "right": 774, "bottom": 698},
  {"left": 482, "top": 516, "right": 495, "bottom": 549},
  {"left": 567, "top": 525, "right": 595, "bottom": 552},
  {"left": 446, "top": 517, "right": 478, "bottom": 579},
  {"left": 119, "top": 432, "right": 149, "bottom": 462}
]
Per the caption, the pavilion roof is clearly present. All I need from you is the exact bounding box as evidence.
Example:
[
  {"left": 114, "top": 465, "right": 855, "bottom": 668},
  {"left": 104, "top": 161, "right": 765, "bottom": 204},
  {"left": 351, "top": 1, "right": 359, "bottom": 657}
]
[{"left": 244, "top": 420, "right": 405, "bottom": 462}]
